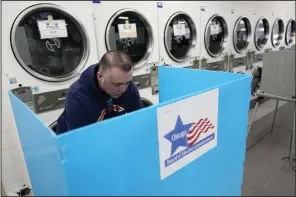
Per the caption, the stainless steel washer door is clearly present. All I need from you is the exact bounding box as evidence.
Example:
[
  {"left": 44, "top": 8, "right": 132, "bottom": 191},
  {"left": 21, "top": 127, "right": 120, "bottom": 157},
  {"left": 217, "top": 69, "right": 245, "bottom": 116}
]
[
  {"left": 233, "top": 16, "right": 251, "bottom": 53},
  {"left": 105, "top": 9, "right": 153, "bottom": 69},
  {"left": 204, "top": 14, "right": 228, "bottom": 57},
  {"left": 271, "top": 18, "right": 284, "bottom": 47},
  {"left": 164, "top": 12, "right": 197, "bottom": 62},
  {"left": 251, "top": 66, "right": 262, "bottom": 95},
  {"left": 254, "top": 17, "right": 270, "bottom": 50},
  {"left": 10, "top": 4, "right": 90, "bottom": 82},
  {"left": 141, "top": 97, "right": 153, "bottom": 107},
  {"left": 285, "top": 19, "right": 296, "bottom": 46}
]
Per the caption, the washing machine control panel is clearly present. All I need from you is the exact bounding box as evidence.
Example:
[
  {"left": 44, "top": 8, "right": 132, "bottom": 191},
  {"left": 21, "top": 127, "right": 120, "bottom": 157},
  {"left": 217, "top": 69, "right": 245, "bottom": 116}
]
[
  {"left": 253, "top": 53, "right": 265, "bottom": 63},
  {"left": 133, "top": 74, "right": 151, "bottom": 90},
  {"left": 232, "top": 56, "right": 247, "bottom": 68},
  {"left": 253, "top": 48, "right": 273, "bottom": 63},
  {"left": 11, "top": 87, "right": 35, "bottom": 111},
  {"left": 150, "top": 66, "right": 159, "bottom": 95},
  {"left": 32, "top": 88, "right": 68, "bottom": 114},
  {"left": 191, "top": 59, "right": 200, "bottom": 69},
  {"left": 202, "top": 60, "right": 225, "bottom": 71},
  {"left": 246, "top": 51, "right": 254, "bottom": 70},
  {"left": 279, "top": 46, "right": 286, "bottom": 51}
]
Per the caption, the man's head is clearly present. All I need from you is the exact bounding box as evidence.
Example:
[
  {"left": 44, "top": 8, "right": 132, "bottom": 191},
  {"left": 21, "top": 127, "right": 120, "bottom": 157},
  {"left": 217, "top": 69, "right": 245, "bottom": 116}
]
[{"left": 96, "top": 51, "right": 134, "bottom": 98}]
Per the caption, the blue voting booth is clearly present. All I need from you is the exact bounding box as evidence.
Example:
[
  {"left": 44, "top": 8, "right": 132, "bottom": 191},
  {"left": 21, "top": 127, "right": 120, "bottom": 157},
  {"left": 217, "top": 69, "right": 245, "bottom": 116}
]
[{"left": 9, "top": 66, "right": 251, "bottom": 196}]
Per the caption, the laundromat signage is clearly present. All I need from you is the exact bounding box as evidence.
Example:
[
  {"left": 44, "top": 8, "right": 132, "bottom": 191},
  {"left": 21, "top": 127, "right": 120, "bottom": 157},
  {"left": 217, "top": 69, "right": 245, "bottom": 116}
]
[
  {"left": 157, "top": 88, "right": 219, "bottom": 180},
  {"left": 37, "top": 18, "right": 68, "bottom": 40}
]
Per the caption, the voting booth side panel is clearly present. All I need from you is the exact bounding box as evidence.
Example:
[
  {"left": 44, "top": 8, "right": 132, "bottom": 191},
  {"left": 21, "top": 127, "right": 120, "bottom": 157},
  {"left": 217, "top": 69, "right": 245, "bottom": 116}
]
[
  {"left": 8, "top": 65, "right": 251, "bottom": 195},
  {"left": 158, "top": 65, "right": 247, "bottom": 103},
  {"left": 215, "top": 76, "right": 252, "bottom": 187},
  {"left": 158, "top": 65, "right": 252, "bottom": 179},
  {"left": 56, "top": 106, "right": 162, "bottom": 196},
  {"left": 8, "top": 92, "right": 68, "bottom": 196},
  {"left": 55, "top": 74, "right": 251, "bottom": 195},
  {"left": 156, "top": 73, "right": 251, "bottom": 195}
]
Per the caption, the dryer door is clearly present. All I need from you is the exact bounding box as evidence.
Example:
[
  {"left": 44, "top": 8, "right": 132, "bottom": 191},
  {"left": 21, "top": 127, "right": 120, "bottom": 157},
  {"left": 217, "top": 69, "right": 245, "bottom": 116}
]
[
  {"left": 105, "top": 9, "right": 153, "bottom": 69},
  {"left": 11, "top": 4, "right": 90, "bottom": 82},
  {"left": 204, "top": 15, "right": 228, "bottom": 57},
  {"left": 49, "top": 120, "right": 58, "bottom": 132},
  {"left": 271, "top": 18, "right": 285, "bottom": 47},
  {"left": 251, "top": 66, "right": 262, "bottom": 95},
  {"left": 233, "top": 16, "right": 251, "bottom": 53},
  {"left": 164, "top": 12, "right": 197, "bottom": 62},
  {"left": 285, "top": 19, "right": 296, "bottom": 46},
  {"left": 141, "top": 97, "right": 153, "bottom": 107},
  {"left": 254, "top": 17, "right": 270, "bottom": 50}
]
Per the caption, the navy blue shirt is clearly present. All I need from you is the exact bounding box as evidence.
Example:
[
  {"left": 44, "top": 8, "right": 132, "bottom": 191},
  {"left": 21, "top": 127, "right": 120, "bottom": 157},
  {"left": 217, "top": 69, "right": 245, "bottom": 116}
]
[{"left": 55, "top": 64, "right": 143, "bottom": 134}]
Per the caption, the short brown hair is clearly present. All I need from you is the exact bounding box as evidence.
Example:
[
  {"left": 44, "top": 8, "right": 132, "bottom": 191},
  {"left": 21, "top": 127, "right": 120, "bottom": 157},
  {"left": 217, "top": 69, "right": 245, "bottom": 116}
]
[{"left": 97, "top": 51, "right": 134, "bottom": 73}]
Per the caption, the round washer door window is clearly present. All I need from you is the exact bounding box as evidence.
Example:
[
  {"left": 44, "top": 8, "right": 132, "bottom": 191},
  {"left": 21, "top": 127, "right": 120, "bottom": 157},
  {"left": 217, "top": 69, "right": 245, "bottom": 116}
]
[
  {"left": 11, "top": 4, "right": 90, "bottom": 82},
  {"left": 164, "top": 12, "right": 197, "bottom": 62},
  {"left": 254, "top": 17, "right": 270, "bottom": 50},
  {"left": 271, "top": 18, "right": 285, "bottom": 47},
  {"left": 141, "top": 97, "right": 153, "bottom": 107},
  {"left": 285, "top": 19, "right": 296, "bottom": 46},
  {"left": 105, "top": 9, "right": 153, "bottom": 69},
  {"left": 233, "top": 16, "right": 251, "bottom": 53},
  {"left": 251, "top": 66, "right": 262, "bottom": 96},
  {"left": 205, "top": 15, "right": 228, "bottom": 57}
]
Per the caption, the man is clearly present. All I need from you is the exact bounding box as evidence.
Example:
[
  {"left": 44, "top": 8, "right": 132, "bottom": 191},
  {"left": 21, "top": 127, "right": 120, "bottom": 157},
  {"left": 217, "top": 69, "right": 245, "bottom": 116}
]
[{"left": 55, "top": 51, "right": 144, "bottom": 134}]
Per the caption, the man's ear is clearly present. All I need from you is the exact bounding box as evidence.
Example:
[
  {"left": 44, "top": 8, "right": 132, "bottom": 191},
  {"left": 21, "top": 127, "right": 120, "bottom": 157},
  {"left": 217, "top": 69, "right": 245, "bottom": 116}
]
[{"left": 97, "top": 71, "right": 103, "bottom": 80}]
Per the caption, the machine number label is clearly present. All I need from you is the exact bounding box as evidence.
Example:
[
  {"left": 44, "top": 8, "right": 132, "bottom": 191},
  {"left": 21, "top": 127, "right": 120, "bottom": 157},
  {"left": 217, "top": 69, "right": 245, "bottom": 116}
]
[{"left": 157, "top": 2, "right": 163, "bottom": 8}]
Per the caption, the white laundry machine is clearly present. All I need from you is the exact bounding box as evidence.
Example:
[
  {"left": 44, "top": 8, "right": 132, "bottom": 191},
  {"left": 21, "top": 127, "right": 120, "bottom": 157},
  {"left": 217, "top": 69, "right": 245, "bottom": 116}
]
[
  {"left": 280, "top": 10, "right": 296, "bottom": 50},
  {"left": 248, "top": 10, "right": 272, "bottom": 96},
  {"left": 92, "top": 1, "right": 159, "bottom": 77},
  {"left": 269, "top": 11, "right": 286, "bottom": 52},
  {"left": 228, "top": 8, "right": 254, "bottom": 74},
  {"left": 2, "top": 1, "right": 98, "bottom": 125},
  {"left": 199, "top": 1, "right": 230, "bottom": 72},
  {"left": 92, "top": 1, "right": 160, "bottom": 107},
  {"left": 156, "top": 1, "right": 200, "bottom": 69},
  {"left": 1, "top": 1, "right": 98, "bottom": 193},
  {"left": 284, "top": 17, "right": 296, "bottom": 49}
]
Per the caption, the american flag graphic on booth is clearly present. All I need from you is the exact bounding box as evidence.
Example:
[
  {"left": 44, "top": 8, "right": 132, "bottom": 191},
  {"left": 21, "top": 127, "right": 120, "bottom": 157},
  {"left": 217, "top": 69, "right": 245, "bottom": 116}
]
[{"left": 186, "top": 118, "right": 215, "bottom": 146}]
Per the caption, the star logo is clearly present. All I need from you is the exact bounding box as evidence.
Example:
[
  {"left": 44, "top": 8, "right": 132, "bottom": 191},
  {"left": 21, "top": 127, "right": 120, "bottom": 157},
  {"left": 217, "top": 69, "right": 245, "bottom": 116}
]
[{"left": 164, "top": 115, "right": 192, "bottom": 156}]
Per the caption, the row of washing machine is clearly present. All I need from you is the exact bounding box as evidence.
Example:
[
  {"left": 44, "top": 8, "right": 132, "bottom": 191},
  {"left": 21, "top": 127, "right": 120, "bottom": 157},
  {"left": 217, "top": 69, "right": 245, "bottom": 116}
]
[{"left": 1, "top": 1, "right": 295, "bottom": 193}]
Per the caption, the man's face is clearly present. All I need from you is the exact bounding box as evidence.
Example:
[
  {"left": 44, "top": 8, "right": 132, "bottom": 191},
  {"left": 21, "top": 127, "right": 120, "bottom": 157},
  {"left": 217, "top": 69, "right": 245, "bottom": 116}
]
[{"left": 97, "top": 67, "right": 133, "bottom": 98}]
